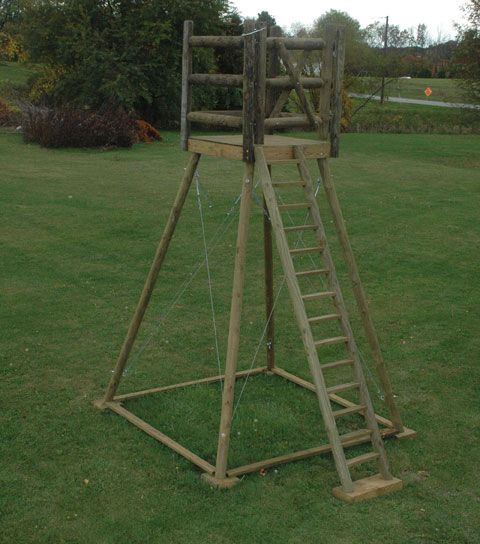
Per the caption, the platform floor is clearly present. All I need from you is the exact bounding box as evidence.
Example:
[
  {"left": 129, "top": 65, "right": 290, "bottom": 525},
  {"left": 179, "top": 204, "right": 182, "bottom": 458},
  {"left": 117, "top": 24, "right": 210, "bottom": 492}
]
[{"left": 188, "top": 134, "right": 330, "bottom": 162}]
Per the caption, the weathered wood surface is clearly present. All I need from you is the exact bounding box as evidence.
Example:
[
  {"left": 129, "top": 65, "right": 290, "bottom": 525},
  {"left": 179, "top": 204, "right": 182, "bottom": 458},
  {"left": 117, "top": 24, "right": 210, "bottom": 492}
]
[
  {"left": 267, "top": 77, "right": 324, "bottom": 89},
  {"left": 317, "top": 157, "right": 404, "bottom": 432},
  {"left": 330, "top": 26, "right": 346, "bottom": 157},
  {"left": 180, "top": 20, "right": 193, "bottom": 151},
  {"left": 296, "top": 146, "right": 392, "bottom": 481},
  {"left": 113, "top": 367, "right": 267, "bottom": 402},
  {"left": 189, "top": 35, "right": 325, "bottom": 50},
  {"left": 106, "top": 402, "right": 215, "bottom": 474},
  {"left": 242, "top": 19, "right": 256, "bottom": 162},
  {"left": 256, "top": 146, "right": 354, "bottom": 493},
  {"left": 188, "top": 135, "right": 329, "bottom": 162},
  {"left": 276, "top": 40, "right": 319, "bottom": 131},
  {"left": 214, "top": 162, "right": 255, "bottom": 479},
  {"left": 254, "top": 23, "right": 267, "bottom": 146},
  {"left": 333, "top": 474, "right": 403, "bottom": 503},
  {"left": 187, "top": 111, "right": 243, "bottom": 128},
  {"left": 102, "top": 153, "right": 200, "bottom": 403},
  {"left": 189, "top": 73, "right": 243, "bottom": 87}
]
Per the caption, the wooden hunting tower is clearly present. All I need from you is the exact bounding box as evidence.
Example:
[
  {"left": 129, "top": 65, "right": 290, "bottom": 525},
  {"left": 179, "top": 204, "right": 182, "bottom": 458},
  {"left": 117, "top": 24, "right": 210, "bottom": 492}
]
[{"left": 95, "top": 19, "right": 415, "bottom": 502}]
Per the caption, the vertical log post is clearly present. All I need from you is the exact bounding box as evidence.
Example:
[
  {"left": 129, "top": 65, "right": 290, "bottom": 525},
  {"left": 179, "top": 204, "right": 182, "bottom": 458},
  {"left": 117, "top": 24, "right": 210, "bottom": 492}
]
[
  {"left": 317, "top": 158, "right": 404, "bottom": 432},
  {"left": 318, "top": 25, "right": 335, "bottom": 143},
  {"left": 180, "top": 20, "right": 193, "bottom": 151},
  {"left": 100, "top": 153, "right": 201, "bottom": 405},
  {"left": 212, "top": 162, "right": 255, "bottom": 483},
  {"left": 329, "top": 26, "right": 346, "bottom": 158},
  {"left": 264, "top": 24, "right": 281, "bottom": 371},
  {"left": 242, "top": 19, "right": 256, "bottom": 162}
]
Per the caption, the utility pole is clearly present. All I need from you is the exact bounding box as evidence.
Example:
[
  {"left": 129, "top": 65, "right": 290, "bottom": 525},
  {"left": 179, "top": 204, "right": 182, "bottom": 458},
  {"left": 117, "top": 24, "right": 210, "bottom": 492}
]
[{"left": 380, "top": 15, "right": 389, "bottom": 104}]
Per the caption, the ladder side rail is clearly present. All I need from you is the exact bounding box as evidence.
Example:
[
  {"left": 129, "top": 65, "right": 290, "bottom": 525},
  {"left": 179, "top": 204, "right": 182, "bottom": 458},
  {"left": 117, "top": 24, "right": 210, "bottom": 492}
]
[
  {"left": 294, "top": 147, "right": 392, "bottom": 480},
  {"left": 256, "top": 146, "right": 354, "bottom": 493}
]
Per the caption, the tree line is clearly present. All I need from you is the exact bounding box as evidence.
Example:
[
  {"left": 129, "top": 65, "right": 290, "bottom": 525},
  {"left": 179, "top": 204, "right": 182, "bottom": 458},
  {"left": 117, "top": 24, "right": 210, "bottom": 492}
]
[{"left": 0, "top": 1, "right": 478, "bottom": 126}]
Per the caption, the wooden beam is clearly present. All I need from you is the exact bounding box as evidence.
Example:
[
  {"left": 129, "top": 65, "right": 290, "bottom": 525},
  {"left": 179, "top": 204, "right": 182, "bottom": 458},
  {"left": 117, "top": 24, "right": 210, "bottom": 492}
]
[
  {"left": 189, "top": 73, "right": 243, "bottom": 87},
  {"left": 180, "top": 20, "right": 193, "bottom": 151},
  {"left": 105, "top": 402, "right": 215, "bottom": 474},
  {"left": 317, "top": 158, "right": 404, "bottom": 432},
  {"left": 264, "top": 115, "right": 321, "bottom": 130},
  {"left": 214, "top": 161, "right": 255, "bottom": 479},
  {"left": 188, "top": 36, "right": 325, "bottom": 50},
  {"left": 187, "top": 111, "right": 243, "bottom": 128},
  {"left": 256, "top": 146, "right": 354, "bottom": 493},
  {"left": 276, "top": 40, "right": 319, "bottom": 131},
  {"left": 269, "top": 51, "right": 308, "bottom": 118},
  {"left": 272, "top": 366, "right": 413, "bottom": 436},
  {"left": 242, "top": 19, "right": 256, "bottom": 162},
  {"left": 264, "top": 190, "right": 275, "bottom": 371},
  {"left": 267, "top": 77, "right": 324, "bottom": 90},
  {"left": 227, "top": 428, "right": 382, "bottom": 478},
  {"left": 330, "top": 26, "right": 346, "bottom": 157},
  {"left": 112, "top": 367, "right": 267, "bottom": 402},
  {"left": 295, "top": 145, "right": 392, "bottom": 481},
  {"left": 101, "top": 153, "right": 201, "bottom": 404}
]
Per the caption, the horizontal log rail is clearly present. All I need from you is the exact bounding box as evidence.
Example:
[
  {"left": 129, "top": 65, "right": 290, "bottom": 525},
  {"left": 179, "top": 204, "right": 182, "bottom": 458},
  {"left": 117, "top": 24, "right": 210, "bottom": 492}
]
[
  {"left": 189, "top": 73, "right": 243, "bottom": 87},
  {"left": 267, "top": 77, "right": 324, "bottom": 89},
  {"left": 189, "top": 74, "right": 324, "bottom": 91},
  {"left": 189, "top": 36, "right": 325, "bottom": 50},
  {"left": 187, "top": 111, "right": 322, "bottom": 130},
  {"left": 265, "top": 115, "right": 322, "bottom": 130},
  {"left": 187, "top": 111, "right": 243, "bottom": 128}
]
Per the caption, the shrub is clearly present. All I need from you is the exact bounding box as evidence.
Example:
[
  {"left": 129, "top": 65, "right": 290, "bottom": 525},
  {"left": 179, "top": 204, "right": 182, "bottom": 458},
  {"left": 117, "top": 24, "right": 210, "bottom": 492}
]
[{"left": 22, "top": 105, "right": 137, "bottom": 148}]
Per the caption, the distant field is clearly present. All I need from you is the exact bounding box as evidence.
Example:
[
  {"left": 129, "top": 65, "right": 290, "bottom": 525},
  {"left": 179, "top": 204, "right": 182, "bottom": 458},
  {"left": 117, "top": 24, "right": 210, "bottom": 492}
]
[
  {"left": 353, "top": 77, "right": 462, "bottom": 103},
  {"left": 0, "top": 61, "right": 36, "bottom": 93}
]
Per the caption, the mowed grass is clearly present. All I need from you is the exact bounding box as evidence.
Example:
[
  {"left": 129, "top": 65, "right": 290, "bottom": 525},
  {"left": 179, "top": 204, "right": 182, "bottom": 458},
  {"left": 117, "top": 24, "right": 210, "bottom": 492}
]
[
  {"left": 354, "top": 76, "right": 462, "bottom": 103},
  {"left": 1, "top": 130, "right": 480, "bottom": 543},
  {"left": 0, "top": 61, "right": 35, "bottom": 91}
]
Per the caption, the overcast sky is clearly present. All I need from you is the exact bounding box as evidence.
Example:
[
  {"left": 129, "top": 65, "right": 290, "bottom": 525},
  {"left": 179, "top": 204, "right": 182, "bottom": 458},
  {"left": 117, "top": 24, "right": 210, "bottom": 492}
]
[{"left": 231, "top": 0, "right": 466, "bottom": 40}]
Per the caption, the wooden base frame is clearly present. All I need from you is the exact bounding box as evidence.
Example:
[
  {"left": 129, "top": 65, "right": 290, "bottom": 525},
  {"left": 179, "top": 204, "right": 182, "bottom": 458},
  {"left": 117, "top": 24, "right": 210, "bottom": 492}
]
[{"left": 94, "top": 366, "right": 415, "bottom": 488}]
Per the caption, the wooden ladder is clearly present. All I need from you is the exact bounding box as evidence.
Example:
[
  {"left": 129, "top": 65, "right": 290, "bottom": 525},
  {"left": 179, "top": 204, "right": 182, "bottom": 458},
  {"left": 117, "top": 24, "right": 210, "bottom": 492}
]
[{"left": 255, "top": 144, "right": 401, "bottom": 499}]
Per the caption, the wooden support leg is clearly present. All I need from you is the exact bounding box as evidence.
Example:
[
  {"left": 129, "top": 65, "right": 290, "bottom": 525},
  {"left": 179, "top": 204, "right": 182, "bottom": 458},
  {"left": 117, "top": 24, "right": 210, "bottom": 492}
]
[
  {"left": 317, "top": 158, "right": 404, "bottom": 432},
  {"left": 263, "top": 187, "right": 275, "bottom": 371},
  {"left": 211, "top": 162, "right": 254, "bottom": 485},
  {"left": 97, "top": 153, "right": 201, "bottom": 406}
]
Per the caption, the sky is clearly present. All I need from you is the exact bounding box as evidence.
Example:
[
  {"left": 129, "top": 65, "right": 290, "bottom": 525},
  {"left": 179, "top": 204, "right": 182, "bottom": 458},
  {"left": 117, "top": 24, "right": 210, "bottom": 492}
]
[{"left": 231, "top": 0, "right": 467, "bottom": 40}]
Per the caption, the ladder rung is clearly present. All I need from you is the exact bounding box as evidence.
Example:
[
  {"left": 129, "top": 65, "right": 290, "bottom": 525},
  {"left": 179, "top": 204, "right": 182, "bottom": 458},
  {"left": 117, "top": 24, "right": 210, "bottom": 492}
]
[
  {"left": 308, "top": 314, "right": 340, "bottom": 325},
  {"left": 301, "top": 291, "right": 335, "bottom": 302},
  {"left": 333, "top": 405, "right": 366, "bottom": 419},
  {"left": 278, "top": 202, "right": 310, "bottom": 211},
  {"left": 321, "top": 358, "right": 354, "bottom": 370},
  {"left": 272, "top": 181, "right": 306, "bottom": 187},
  {"left": 295, "top": 268, "right": 328, "bottom": 277},
  {"left": 326, "top": 382, "right": 359, "bottom": 394},
  {"left": 314, "top": 336, "right": 348, "bottom": 348},
  {"left": 290, "top": 246, "right": 323, "bottom": 256},
  {"left": 339, "top": 428, "right": 373, "bottom": 443},
  {"left": 346, "top": 452, "right": 380, "bottom": 468},
  {"left": 284, "top": 224, "right": 317, "bottom": 233}
]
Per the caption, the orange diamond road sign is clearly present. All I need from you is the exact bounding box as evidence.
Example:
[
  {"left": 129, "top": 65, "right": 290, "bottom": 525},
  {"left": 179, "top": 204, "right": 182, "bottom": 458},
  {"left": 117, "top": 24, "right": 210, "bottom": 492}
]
[{"left": 424, "top": 87, "right": 432, "bottom": 97}]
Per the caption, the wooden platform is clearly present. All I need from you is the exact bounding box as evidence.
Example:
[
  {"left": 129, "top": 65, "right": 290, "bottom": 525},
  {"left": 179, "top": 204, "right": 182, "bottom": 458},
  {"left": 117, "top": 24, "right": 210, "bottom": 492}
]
[{"left": 188, "top": 135, "right": 330, "bottom": 162}]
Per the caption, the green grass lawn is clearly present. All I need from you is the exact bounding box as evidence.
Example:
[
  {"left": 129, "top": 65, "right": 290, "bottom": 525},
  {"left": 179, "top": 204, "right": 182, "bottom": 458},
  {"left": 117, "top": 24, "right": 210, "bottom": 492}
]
[
  {"left": 1, "top": 130, "right": 480, "bottom": 543},
  {"left": 0, "top": 61, "right": 35, "bottom": 90},
  {"left": 353, "top": 76, "right": 462, "bottom": 103}
]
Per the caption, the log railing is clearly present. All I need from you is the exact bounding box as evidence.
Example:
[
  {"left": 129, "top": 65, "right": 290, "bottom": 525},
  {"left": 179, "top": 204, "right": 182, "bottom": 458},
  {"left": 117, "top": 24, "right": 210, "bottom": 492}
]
[{"left": 180, "top": 20, "right": 345, "bottom": 158}]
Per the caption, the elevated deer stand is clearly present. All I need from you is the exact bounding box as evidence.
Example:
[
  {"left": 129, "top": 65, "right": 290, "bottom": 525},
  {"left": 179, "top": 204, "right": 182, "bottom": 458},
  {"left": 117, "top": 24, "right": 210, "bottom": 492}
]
[{"left": 95, "top": 20, "right": 415, "bottom": 502}]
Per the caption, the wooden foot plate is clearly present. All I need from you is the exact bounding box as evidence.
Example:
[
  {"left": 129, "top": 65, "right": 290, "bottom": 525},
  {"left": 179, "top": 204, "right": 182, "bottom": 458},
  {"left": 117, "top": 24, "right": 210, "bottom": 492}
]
[
  {"left": 201, "top": 473, "right": 240, "bottom": 489},
  {"left": 332, "top": 474, "right": 403, "bottom": 503}
]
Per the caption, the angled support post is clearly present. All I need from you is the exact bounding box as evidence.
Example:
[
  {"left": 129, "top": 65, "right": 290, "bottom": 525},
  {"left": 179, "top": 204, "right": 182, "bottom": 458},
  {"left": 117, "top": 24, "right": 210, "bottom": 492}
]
[
  {"left": 317, "top": 158, "right": 404, "bottom": 432},
  {"left": 97, "top": 152, "right": 201, "bottom": 406}
]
